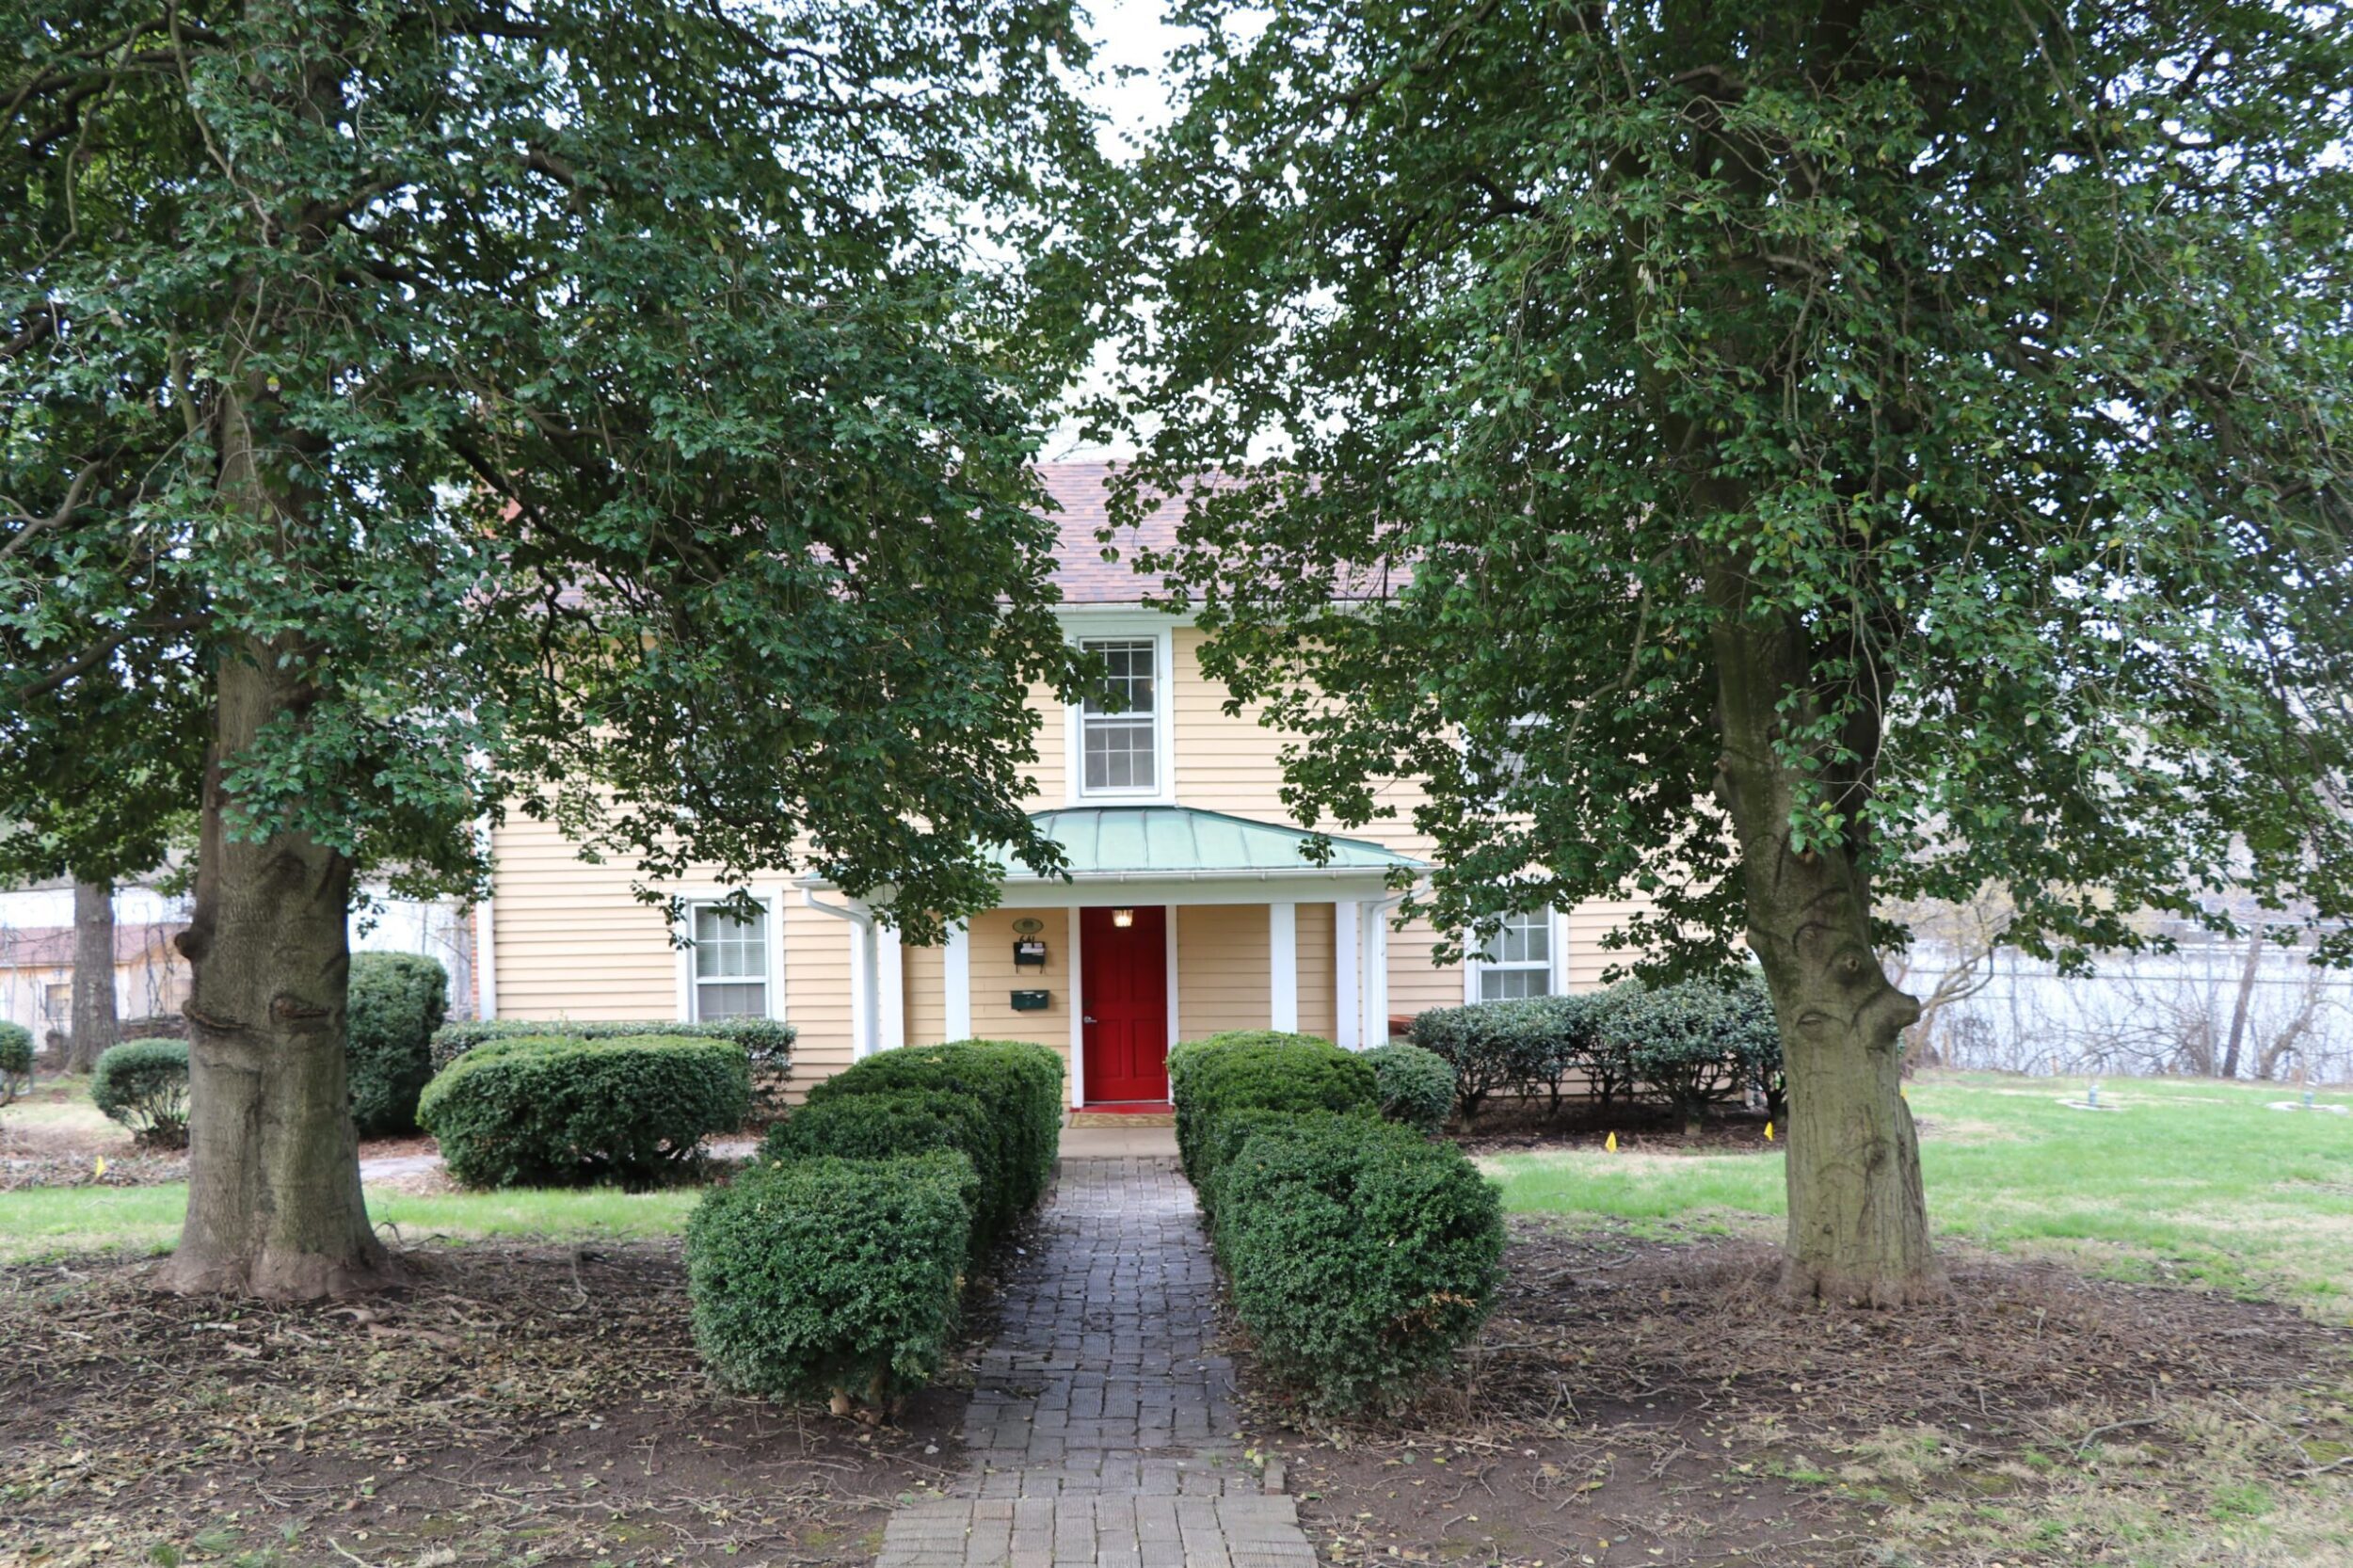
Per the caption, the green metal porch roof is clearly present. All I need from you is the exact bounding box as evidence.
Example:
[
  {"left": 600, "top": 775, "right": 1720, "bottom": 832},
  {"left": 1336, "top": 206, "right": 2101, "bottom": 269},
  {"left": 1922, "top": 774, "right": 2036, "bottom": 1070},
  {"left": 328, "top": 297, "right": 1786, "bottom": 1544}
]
[{"left": 994, "top": 806, "right": 1424, "bottom": 881}]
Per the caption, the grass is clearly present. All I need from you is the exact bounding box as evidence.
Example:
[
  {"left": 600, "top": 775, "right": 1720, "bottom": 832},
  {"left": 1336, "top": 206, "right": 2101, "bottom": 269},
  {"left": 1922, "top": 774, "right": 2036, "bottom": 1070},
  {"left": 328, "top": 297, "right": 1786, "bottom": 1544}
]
[
  {"left": 1488, "top": 1070, "right": 2353, "bottom": 1317},
  {"left": 0, "top": 1180, "right": 704, "bottom": 1262}
]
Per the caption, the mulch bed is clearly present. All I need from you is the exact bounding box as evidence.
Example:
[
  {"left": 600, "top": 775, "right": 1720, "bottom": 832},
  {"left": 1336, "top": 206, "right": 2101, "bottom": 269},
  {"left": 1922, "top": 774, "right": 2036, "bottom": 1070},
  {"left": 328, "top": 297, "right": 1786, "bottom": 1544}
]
[
  {"left": 1451, "top": 1105, "right": 1776, "bottom": 1157},
  {"left": 1235, "top": 1219, "right": 2353, "bottom": 1568},
  {"left": 0, "top": 1240, "right": 968, "bottom": 1567}
]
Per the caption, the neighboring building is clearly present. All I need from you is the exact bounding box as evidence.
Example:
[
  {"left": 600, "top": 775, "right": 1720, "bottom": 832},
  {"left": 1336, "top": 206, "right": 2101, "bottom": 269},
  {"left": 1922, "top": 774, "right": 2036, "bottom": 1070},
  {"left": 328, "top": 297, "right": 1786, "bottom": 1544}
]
[
  {"left": 0, "top": 921, "right": 192, "bottom": 1040},
  {"left": 477, "top": 463, "right": 1641, "bottom": 1105}
]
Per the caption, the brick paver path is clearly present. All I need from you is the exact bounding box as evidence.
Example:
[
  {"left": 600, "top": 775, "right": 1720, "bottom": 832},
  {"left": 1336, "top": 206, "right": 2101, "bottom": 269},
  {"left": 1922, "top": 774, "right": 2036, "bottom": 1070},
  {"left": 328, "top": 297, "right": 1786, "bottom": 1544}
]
[{"left": 876, "top": 1156, "right": 1318, "bottom": 1568}]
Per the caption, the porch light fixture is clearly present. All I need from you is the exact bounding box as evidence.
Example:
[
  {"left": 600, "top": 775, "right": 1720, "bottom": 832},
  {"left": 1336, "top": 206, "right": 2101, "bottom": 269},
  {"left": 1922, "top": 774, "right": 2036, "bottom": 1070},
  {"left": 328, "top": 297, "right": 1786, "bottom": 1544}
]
[{"left": 1112, "top": 907, "right": 1135, "bottom": 928}]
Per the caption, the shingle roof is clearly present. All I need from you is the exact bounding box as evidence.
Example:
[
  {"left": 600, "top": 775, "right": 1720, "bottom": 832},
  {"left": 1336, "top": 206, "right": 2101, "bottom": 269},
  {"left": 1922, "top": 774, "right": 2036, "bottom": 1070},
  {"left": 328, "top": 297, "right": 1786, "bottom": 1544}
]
[
  {"left": 1036, "top": 462, "right": 1177, "bottom": 605},
  {"left": 992, "top": 806, "right": 1423, "bottom": 880}
]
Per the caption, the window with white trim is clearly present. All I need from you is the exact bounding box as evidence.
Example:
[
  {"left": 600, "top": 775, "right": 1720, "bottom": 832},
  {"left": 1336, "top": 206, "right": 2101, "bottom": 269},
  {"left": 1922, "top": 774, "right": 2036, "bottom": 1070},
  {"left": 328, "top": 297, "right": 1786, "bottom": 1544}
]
[
  {"left": 690, "top": 902, "right": 771, "bottom": 1020},
  {"left": 1079, "top": 637, "right": 1160, "bottom": 793},
  {"left": 1476, "top": 911, "right": 1555, "bottom": 1000}
]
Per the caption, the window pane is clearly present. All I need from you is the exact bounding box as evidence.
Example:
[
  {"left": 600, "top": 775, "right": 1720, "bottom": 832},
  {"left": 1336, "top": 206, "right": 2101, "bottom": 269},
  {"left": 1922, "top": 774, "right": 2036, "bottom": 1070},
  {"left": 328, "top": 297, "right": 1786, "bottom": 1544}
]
[
  {"left": 1083, "top": 718, "right": 1156, "bottom": 791},
  {"left": 1082, "top": 639, "right": 1155, "bottom": 715},
  {"left": 692, "top": 904, "right": 768, "bottom": 981},
  {"left": 1480, "top": 967, "right": 1549, "bottom": 1001},
  {"left": 696, "top": 981, "right": 766, "bottom": 1019}
]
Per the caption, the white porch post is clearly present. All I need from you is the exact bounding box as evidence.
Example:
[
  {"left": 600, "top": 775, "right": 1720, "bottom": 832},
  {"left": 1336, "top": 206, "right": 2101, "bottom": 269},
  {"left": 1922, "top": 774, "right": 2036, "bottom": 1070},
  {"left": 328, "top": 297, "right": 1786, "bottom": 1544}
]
[
  {"left": 944, "top": 921, "right": 972, "bottom": 1041},
  {"left": 877, "top": 924, "right": 905, "bottom": 1051},
  {"left": 1269, "top": 901, "right": 1298, "bottom": 1032},
  {"left": 845, "top": 913, "right": 877, "bottom": 1058},
  {"left": 1334, "top": 901, "right": 1361, "bottom": 1049},
  {"left": 1358, "top": 899, "right": 1390, "bottom": 1045}
]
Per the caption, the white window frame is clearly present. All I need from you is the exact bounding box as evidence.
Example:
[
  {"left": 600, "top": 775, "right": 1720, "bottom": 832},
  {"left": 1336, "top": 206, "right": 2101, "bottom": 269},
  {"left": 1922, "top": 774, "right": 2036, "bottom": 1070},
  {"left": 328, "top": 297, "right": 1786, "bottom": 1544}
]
[
  {"left": 1465, "top": 909, "right": 1565, "bottom": 1003},
  {"left": 672, "top": 888, "right": 789, "bottom": 1023},
  {"left": 1064, "top": 619, "right": 1177, "bottom": 805}
]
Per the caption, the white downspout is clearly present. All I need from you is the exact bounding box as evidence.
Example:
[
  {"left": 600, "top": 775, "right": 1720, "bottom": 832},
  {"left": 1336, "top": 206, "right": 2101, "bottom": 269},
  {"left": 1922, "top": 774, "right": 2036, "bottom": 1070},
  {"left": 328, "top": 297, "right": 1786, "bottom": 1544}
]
[{"left": 802, "top": 887, "right": 880, "bottom": 1059}]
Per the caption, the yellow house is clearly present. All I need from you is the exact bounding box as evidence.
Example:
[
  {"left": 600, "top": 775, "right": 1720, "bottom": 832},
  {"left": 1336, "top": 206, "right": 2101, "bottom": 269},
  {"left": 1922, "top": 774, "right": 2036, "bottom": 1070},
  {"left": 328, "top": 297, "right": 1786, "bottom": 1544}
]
[{"left": 474, "top": 463, "right": 1639, "bottom": 1107}]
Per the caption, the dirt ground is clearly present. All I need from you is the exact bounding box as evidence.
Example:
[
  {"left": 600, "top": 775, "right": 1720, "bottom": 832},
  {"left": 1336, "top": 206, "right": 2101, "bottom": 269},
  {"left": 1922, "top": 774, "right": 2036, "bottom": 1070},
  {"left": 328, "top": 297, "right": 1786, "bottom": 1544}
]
[
  {"left": 1235, "top": 1219, "right": 2353, "bottom": 1568},
  {"left": 1450, "top": 1102, "right": 1777, "bottom": 1157},
  {"left": 0, "top": 1241, "right": 972, "bottom": 1568}
]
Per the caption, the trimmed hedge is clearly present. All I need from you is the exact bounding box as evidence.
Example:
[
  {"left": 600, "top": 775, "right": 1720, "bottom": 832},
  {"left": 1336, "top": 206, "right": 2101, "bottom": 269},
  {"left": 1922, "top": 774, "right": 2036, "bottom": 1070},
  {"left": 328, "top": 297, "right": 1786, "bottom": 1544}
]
[
  {"left": 688, "top": 1152, "right": 976, "bottom": 1406},
  {"left": 760, "top": 1088, "right": 1009, "bottom": 1262},
  {"left": 1600, "top": 972, "right": 1784, "bottom": 1130},
  {"left": 418, "top": 1033, "right": 751, "bottom": 1189},
  {"left": 805, "top": 1039, "right": 1063, "bottom": 1209},
  {"left": 1409, "top": 993, "right": 1616, "bottom": 1122},
  {"left": 1165, "top": 1031, "right": 1377, "bottom": 1185},
  {"left": 346, "top": 952, "right": 449, "bottom": 1137},
  {"left": 1365, "top": 1042, "right": 1456, "bottom": 1133},
  {"left": 91, "top": 1037, "right": 191, "bottom": 1149},
  {"left": 430, "top": 1015, "right": 794, "bottom": 1076},
  {"left": 0, "top": 1020, "right": 30, "bottom": 1106},
  {"left": 1212, "top": 1112, "right": 1503, "bottom": 1412},
  {"left": 691, "top": 1038, "right": 1064, "bottom": 1413}
]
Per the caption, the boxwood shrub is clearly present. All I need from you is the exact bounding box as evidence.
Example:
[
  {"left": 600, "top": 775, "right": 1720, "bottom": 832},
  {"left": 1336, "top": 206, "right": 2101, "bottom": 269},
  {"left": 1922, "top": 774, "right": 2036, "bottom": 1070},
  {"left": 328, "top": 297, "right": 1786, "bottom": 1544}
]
[
  {"left": 0, "top": 1019, "right": 31, "bottom": 1106},
  {"left": 90, "top": 1037, "right": 192, "bottom": 1149},
  {"left": 1408, "top": 995, "right": 1619, "bottom": 1121},
  {"left": 1213, "top": 1113, "right": 1504, "bottom": 1412},
  {"left": 760, "top": 1087, "right": 1010, "bottom": 1262},
  {"left": 418, "top": 1033, "right": 751, "bottom": 1189},
  {"left": 346, "top": 952, "right": 449, "bottom": 1137},
  {"left": 687, "top": 1151, "right": 976, "bottom": 1407},
  {"left": 1600, "top": 971, "right": 1783, "bottom": 1130},
  {"left": 1165, "top": 1031, "right": 1376, "bottom": 1184},
  {"left": 431, "top": 1015, "right": 793, "bottom": 1121},
  {"left": 1364, "top": 1042, "right": 1456, "bottom": 1134},
  {"left": 806, "top": 1039, "right": 1063, "bottom": 1209}
]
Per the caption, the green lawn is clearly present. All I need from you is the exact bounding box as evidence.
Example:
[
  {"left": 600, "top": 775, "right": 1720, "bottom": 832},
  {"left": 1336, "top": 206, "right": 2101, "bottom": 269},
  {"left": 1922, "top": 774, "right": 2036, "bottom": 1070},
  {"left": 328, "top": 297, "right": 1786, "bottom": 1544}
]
[
  {"left": 1489, "top": 1070, "right": 2353, "bottom": 1316},
  {"left": 0, "top": 1179, "right": 703, "bottom": 1263}
]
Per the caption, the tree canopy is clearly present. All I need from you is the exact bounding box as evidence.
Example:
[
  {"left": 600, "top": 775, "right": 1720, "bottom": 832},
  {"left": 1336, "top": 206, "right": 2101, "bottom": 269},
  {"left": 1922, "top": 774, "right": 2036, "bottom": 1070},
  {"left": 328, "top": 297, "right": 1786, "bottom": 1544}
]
[
  {"left": 1101, "top": 0, "right": 2353, "bottom": 1300},
  {"left": 2, "top": 0, "right": 1103, "bottom": 936}
]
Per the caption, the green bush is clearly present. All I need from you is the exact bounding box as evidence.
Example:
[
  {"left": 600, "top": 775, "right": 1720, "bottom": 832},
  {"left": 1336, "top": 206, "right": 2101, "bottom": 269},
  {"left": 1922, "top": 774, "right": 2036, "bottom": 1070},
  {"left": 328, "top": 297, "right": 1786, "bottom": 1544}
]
[
  {"left": 807, "top": 1039, "right": 1063, "bottom": 1209},
  {"left": 0, "top": 1020, "right": 31, "bottom": 1106},
  {"left": 1196, "top": 1104, "right": 1376, "bottom": 1217},
  {"left": 345, "top": 952, "right": 448, "bottom": 1137},
  {"left": 418, "top": 1033, "right": 751, "bottom": 1188},
  {"left": 1364, "top": 1042, "right": 1456, "bottom": 1134},
  {"left": 90, "top": 1038, "right": 191, "bottom": 1149},
  {"left": 761, "top": 1087, "right": 1010, "bottom": 1262},
  {"left": 431, "top": 1015, "right": 793, "bottom": 1121},
  {"left": 687, "top": 1152, "right": 975, "bottom": 1408},
  {"left": 1213, "top": 1114, "right": 1504, "bottom": 1411},
  {"left": 1409, "top": 993, "right": 1621, "bottom": 1121},
  {"left": 1600, "top": 972, "right": 1782, "bottom": 1132},
  {"left": 1165, "top": 1031, "right": 1376, "bottom": 1185}
]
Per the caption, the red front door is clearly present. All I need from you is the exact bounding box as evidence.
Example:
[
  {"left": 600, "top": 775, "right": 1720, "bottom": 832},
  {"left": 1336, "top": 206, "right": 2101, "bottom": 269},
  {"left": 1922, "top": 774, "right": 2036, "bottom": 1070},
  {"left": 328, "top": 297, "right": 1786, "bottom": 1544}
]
[{"left": 1080, "top": 905, "right": 1169, "bottom": 1102}]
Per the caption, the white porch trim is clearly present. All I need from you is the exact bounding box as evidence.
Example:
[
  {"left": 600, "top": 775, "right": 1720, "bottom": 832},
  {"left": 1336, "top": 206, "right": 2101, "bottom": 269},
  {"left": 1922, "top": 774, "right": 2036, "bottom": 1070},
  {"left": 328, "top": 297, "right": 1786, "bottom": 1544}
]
[
  {"left": 1335, "top": 900, "right": 1361, "bottom": 1049},
  {"left": 1269, "top": 901, "right": 1298, "bottom": 1032},
  {"left": 943, "top": 921, "right": 972, "bottom": 1041}
]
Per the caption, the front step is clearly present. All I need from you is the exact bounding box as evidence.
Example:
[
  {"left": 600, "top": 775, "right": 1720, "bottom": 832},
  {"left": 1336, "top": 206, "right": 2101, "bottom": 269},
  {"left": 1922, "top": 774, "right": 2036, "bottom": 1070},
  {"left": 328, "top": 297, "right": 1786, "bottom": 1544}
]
[{"left": 1067, "top": 1109, "right": 1176, "bottom": 1128}]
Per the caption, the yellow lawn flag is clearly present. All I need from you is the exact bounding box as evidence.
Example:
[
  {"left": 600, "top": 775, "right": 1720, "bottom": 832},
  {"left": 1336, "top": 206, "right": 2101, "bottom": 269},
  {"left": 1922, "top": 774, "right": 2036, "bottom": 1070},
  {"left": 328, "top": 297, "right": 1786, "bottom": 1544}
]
[
  {"left": 1605, "top": 1131, "right": 1618, "bottom": 1153},
  {"left": 1764, "top": 1121, "right": 1774, "bottom": 1142}
]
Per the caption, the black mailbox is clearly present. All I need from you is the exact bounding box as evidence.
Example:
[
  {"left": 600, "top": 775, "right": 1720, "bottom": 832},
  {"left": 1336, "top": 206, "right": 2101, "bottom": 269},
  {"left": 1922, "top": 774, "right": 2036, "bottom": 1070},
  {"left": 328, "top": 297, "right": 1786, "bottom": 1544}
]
[
  {"left": 1010, "top": 988, "right": 1050, "bottom": 1012},
  {"left": 1013, "top": 936, "right": 1048, "bottom": 969}
]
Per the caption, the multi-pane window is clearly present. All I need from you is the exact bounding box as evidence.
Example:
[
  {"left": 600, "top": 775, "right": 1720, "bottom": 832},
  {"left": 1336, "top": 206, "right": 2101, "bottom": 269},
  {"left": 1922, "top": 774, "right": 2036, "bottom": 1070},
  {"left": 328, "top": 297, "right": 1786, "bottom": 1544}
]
[
  {"left": 691, "top": 902, "right": 770, "bottom": 1020},
  {"left": 1477, "top": 911, "right": 1555, "bottom": 1000},
  {"left": 41, "top": 983, "right": 69, "bottom": 1021},
  {"left": 1080, "top": 638, "right": 1159, "bottom": 793}
]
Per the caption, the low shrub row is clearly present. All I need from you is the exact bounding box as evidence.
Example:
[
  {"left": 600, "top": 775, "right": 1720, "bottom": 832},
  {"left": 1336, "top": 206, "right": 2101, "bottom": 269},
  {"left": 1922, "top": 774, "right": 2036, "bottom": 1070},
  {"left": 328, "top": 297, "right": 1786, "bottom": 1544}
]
[
  {"left": 689, "top": 1039, "right": 1063, "bottom": 1413},
  {"left": 1169, "top": 1031, "right": 1503, "bottom": 1412},
  {"left": 418, "top": 1032, "right": 753, "bottom": 1188},
  {"left": 91, "top": 1037, "right": 191, "bottom": 1149},
  {"left": 346, "top": 952, "right": 449, "bottom": 1138},
  {"left": 431, "top": 1015, "right": 794, "bottom": 1119},
  {"left": 0, "top": 1020, "right": 31, "bottom": 1106},
  {"left": 1408, "top": 971, "right": 1785, "bottom": 1126}
]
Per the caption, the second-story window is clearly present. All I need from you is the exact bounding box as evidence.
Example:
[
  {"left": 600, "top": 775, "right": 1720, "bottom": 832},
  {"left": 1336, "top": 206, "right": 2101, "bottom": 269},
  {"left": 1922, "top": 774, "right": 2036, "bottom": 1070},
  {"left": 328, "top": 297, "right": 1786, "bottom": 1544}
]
[{"left": 1080, "top": 637, "right": 1159, "bottom": 793}]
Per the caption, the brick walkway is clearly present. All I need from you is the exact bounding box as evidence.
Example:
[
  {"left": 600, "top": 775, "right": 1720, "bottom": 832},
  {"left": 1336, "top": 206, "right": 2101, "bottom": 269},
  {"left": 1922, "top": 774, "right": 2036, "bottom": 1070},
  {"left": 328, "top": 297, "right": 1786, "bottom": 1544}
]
[{"left": 877, "top": 1155, "right": 1318, "bottom": 1568}]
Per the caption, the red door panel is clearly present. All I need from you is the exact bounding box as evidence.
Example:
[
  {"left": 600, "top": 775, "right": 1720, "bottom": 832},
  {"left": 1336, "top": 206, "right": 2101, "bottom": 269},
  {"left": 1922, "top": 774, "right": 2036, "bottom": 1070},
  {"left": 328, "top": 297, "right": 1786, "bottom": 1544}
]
[{"left": 1080, "top": 906, "right": 1169, "bottom": 1102}]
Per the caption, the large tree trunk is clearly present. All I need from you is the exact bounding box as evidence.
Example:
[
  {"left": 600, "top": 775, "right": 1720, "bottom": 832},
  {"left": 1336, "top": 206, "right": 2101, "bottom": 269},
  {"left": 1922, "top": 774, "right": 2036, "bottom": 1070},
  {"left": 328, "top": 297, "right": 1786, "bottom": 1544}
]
[
  {"left": 1706, "top": 560, "right": 1941, "bottom": 1308},
  {"left": 158, "top": 386, "right": 391, "bottom": 1300},
  {"left": 67, "top": 878, "right": 118, "bottom": 1072}
]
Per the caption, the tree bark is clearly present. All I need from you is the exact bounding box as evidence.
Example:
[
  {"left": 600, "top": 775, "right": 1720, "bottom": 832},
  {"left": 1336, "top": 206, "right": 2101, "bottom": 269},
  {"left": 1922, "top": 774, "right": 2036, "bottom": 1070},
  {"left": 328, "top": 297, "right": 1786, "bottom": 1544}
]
[
  {"left": 1705, "top": 559, "right": 1942, "bottom": 1307},
  {"left": 67, "top": 878, "right": 118, "bottom": 1072},
  {"left": 2219, "top": 927, "right": 2263, "bottom": 1080},
  {"left": 157, "top": 385, "right": 391, "bottom": 1300}
]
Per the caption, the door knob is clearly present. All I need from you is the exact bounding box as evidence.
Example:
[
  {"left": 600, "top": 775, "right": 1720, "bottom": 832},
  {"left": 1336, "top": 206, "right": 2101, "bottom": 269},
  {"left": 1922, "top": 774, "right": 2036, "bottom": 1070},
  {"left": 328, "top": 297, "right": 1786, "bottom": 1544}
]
[{"left": 1083, "top": 1015, "right": 1096, "bottom": 1024}]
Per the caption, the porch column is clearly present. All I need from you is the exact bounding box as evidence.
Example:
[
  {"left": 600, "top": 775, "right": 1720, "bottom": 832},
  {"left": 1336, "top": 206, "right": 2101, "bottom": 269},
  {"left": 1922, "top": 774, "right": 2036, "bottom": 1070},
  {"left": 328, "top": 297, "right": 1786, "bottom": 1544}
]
[
  {"left": 1358, "top": 899, "right": 1390, "bottom": 1046},
  {"left": 1269, "top": 901, "right": 1298, "bottom": 1032},
  {"left": 943, "top": 921, "right": 972, "bottom": 1041},
  {"left": 1335, "top": 900, "right": 1361, "bottom": 1049},
  {"left": 877, "top": 924, "right": 905, "bottom": 1051},
  {"left": 846, "top": 912, "right": 877, "bottom": 1058}
]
